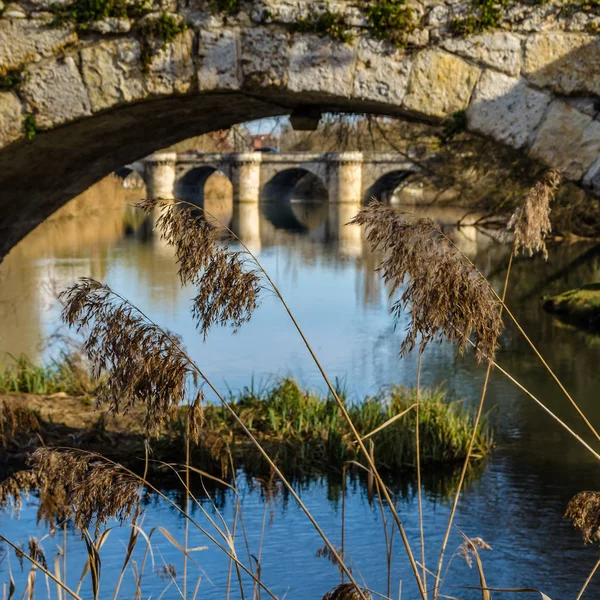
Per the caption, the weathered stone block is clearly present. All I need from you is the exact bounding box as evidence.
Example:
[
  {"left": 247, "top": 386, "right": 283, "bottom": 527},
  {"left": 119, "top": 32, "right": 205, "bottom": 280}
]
[
  {"left": 81, "top": 40, "right": 147, "bottom": 113},
  {"left": 21, "top": 55, "right": 91, "bottom": 129},
  {"left": 0, "top": 19, "right": 76, "bottom": 75},
  {"left": 523, "top": 33, "right": 600, "bottom": 96},
  {"left": 529, "top": 101, "right": 600, "bottom": 180},
  {"left": 0, "top": 91, "right": 23, "bottom": 147},
  {"left": 287, "top": 34, "right": 356, "bottom": 96},
  {"left": 353, "top": 37, "right": 411, "bottom": 106},
  {"left": 241, "top": 27, "right": 289, "bottom": 89},
  {"left": 442, "top": 32, "right": 522, "bottom": 76},
  {"left": 402, "top": 49, "right": 480, "bottom": 119},
  {"left": 198, "top": 29, "right": 240, "bottom": 91},
  {"left": 467, "top": 70, "right": 551, "bottom": 149},
  {"left": 146, "top": 29, "right": 196, "bottom": 95},
  {"left": 584, "top": 157, "right": 600, "bottom": 195}
]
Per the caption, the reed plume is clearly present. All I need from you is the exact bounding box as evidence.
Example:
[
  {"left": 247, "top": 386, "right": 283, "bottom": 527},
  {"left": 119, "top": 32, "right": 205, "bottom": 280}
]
[
  {"left": 322, "top": 583, "right": 372, "bottom": 600},
  {"left": 0, "top": 448, "right": 140, "bottom": 535},
  {"left": 565, "top": 491, "right": 600, "bottom": 543},
  {"left": 507, "top": 169, "right": 561, "bottom": 260},
  {"left": 60, "top": 278, "right": 202, "bottom": 441},
  {"left": 15, "top": 538, "right": 48, "bottom": 570},
  {"left": 458, "top": 536, "right": 492, "bottom": 568},
  {"left": 137, "top": 199, "right": 262, "bottom": 338},
  {"left": 351, "top": 202, "right": 503, "bottom": 362}
]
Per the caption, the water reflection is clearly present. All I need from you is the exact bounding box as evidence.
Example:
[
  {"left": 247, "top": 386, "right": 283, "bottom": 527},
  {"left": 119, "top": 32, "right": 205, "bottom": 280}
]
[{"left": 2, "top": 177, "right": 600, "bottom": 599}]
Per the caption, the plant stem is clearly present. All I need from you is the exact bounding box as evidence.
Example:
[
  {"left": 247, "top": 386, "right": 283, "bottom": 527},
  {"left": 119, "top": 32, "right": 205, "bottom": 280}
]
[
  {"left": 168, "top": 200, "right": 426, "bottom": 599},
  {"left": 576, "top": 554, "right": 600, "bottom": 600},
  {"left": 438, "top": 228, "right": 600, "bottom": 447},
  {"left": 106, "top": 285, "right": 367, "bottom": 600},
  {"left": 433, "top": 251, "right": 514, "bottom": 600},
  {"left": 415, "top": 351, "right": 427, "bottom": 599}
]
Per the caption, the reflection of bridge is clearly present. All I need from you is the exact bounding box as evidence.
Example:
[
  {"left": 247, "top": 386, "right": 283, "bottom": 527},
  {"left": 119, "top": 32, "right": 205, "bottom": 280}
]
[{"left": 137, "top": 151, "right": 418, "bottom": 206}]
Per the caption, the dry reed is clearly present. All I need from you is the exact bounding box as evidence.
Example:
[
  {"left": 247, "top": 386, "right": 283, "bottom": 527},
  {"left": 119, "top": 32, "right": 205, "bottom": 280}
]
[
  {"left": 137, "top": 199, "right": 262, "bottom": 338},
  {"left": 565, "top": 491, "right": 600, "bottom": 544},
  {"left": 322, "top": 583, "right": 373, "bottom": 600},
  {"left": 351, "top": 202, "right": 503, "bottom": 363},
  {"left": 60, "top": 278, "right": 203, "bottom": 442},
  {"left": 507, "top": 169, "right": 561, "bottom": 260},
  {"left": 0, "top": 448, "right": 140, "bottom": 535}
]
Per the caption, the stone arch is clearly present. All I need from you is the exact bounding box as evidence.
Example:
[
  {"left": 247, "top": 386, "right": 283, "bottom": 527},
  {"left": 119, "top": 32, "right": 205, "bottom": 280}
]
[
  {"left": 115, "top": 165, "right": 146, "bottom": 190},
  {"left": 1, "top": 4, "right": 599, "bottom": 260},
  {"left": 261, "top": 168, "right": 328, "bottom": 204},
  {"left": 261, "top": 168, "right": 328, "bottom": 232},
  {"left": 364, "top": 170, "right": 418, "bottom": 204},
  {"left": 175, "top": 165, "right": 232, "bottom": 207}
]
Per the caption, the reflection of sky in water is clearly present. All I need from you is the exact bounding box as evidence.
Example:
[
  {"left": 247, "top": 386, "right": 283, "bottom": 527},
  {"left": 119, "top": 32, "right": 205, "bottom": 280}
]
[{"left": 1, "top": 200, "right": 600, "bottom": 599}]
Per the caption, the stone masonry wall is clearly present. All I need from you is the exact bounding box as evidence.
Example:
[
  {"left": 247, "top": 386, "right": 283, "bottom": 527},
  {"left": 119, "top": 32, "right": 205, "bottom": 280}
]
[{"left": 0, "top": 0, "right": 600, "bottom": 198}]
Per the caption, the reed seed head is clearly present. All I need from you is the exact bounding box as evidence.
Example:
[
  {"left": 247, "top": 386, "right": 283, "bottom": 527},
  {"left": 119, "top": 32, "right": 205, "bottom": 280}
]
[
  {"left": 564, "top": 491, "right": 600, "bottom": 543},
  {"left": 15, "top": 538, "right": 48, "bottom": 570},
  {"left": 0, "top": 449, "right": 140, "bottom": 535},
  {"left": 137, "top": 199, "right": 262, "bottom": 339},
  {"left": 60, "top": 278, "right": 202, "bottom": 441},
  {"left": 351, "top": 202, "right": 503, "bottom": 362},
  {"left": 458, "top": 536, "right": 492, "bottom": 567},
  {"left": 507, "top": 169, "right": 561, "bottom": 260},
  {"left": 322, "top": 584, "right": 372, "bottom": 600}
]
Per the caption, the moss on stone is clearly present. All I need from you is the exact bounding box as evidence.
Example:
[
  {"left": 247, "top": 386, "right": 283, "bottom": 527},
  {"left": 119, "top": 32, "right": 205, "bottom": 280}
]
[
  {"left": 543, "top": 283, "right": 600, "bottom": 332},
  {"left": 51, "top": 0, "right": 152, "bottom": 29},
  {"left": 23, "top": 114, "right": 38, "bottom": 140},
  {"left": 0, "top": 68, "right": 23, "bottom": 92},
  {"left": 450, "top": 0, "right": 505, "bottom": 35},
  {"left": 138, "top": 13, "right": 187, "bottom": 74},
  {"left": 292, "top": 9, "right": 352, "bottom": 43},
  {"left": 208, "top": 0, "right": 240, "bottom": 15},
  {"left": 365, "top": 0, "right": 415, "bottom": 46}
]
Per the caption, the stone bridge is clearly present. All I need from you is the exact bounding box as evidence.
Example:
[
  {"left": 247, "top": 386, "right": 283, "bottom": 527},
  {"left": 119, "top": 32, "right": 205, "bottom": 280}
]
[
  {"left": 136, "top": 151, "right": 418, "bottom": 205},
  {"left": 1, "top": 0, "right": 600, "bottom": 260}
]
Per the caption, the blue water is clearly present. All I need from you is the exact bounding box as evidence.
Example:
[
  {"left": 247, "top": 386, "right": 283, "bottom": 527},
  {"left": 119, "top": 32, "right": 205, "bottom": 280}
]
[{"left": 1, "top": 197, "right": 600, "bottom": 599}]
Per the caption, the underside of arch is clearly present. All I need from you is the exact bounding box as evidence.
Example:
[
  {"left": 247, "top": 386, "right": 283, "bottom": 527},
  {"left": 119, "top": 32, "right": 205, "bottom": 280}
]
[
  {"left": 261, "top": 168, "right": 328, "bottom": 231},
  {"left": 365, "top": 170, "right": 417, "bottom": 204}
]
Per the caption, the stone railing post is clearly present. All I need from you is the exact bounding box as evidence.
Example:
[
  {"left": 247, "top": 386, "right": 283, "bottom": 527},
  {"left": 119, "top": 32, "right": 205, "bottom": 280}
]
[
  {"left": 328, "top": 152, "right": 363, "bottom": 205},
  {"left": 144, "top": 152, "right": 177, "bottom": 200},
  {"left": 231, "top": 153, "right": 262, "bottom": 204}
]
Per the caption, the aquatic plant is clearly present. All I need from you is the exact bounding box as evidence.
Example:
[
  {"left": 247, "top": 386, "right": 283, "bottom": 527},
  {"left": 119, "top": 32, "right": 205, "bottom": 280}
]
[{"left": 0, "top": 351, "right": 94, "bottom": 396}]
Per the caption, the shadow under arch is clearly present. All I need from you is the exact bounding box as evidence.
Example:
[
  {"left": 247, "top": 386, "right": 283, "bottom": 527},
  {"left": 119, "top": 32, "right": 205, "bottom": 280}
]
[
  {"left": 364, "top": 170, "right": 417, "bottom": 204},
  {"left": 175, "top": 165, "right": 231, "bottom": 207},
  {"left": 260, "top": 168, "right": 328, "bottom": 232}
]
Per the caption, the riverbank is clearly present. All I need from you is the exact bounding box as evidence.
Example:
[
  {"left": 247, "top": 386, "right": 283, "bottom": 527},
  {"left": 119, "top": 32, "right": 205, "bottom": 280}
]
[
  {"left": 0, "top": 375, "right": 492, "bottom": 487},
  {"left": 543, "top": 283, "right": 600, "bottom": 332}
]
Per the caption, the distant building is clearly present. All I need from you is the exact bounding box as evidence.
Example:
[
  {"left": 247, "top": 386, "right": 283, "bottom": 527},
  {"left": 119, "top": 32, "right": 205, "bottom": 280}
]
[{"left": 249, "top": 134, "right": 278, "bottom": 150}]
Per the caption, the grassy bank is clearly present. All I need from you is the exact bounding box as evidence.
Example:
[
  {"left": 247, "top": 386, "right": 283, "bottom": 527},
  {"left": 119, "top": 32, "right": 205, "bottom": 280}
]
[
  {"left": 0, "top": 355, "right": 492, "bottom": 482},
  {"left": 543, "top": 283, "right": 600, "bottom": 332}
]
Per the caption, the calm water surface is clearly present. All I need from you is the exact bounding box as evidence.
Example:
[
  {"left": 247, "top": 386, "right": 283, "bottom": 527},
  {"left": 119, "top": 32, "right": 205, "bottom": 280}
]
[{"left": 1, "top": 181, "right": 600, "bottom": 599}]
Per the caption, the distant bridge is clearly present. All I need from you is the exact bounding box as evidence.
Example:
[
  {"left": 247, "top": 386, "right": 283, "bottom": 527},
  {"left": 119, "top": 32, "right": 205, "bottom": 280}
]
[{"left": 125, "top": 151, "right": 420, "bottom": 206}]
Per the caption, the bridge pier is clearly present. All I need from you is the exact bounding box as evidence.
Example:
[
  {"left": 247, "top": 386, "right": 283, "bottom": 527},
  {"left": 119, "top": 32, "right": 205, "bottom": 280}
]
[
  {"left": 144, "top": 153, "right": 177, "bottom": 200},
  {"left": 328, "top": 202, "right": 363, "bottom": 258},
  {"left": 231, "top": 202, "right": 262, "bottom": 253},
  {"left": 328, "top": 152, "right": 363, "bottom": 205},
  {"left": 231, "top": 153, "right": 262, "bottom": 204}
]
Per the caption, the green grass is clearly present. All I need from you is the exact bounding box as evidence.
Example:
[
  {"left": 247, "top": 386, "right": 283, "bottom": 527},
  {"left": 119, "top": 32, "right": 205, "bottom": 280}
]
[
  {"left": 0, "top": 352, "right": 95, "bottom": 396},
  {"left": 292, "top": 10, "right": 352, "bottom": 43},
  {"left": 543, "top": 283, "right": 600, "bottom": 332},
  {"left": 196, "top": 378, "right": 493, "bottom": 475}
]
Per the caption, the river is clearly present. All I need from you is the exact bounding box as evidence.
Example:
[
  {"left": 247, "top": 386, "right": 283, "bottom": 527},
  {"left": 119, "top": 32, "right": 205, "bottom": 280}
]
[{"left": 1, "top": 175, "right": 599, "bottom": 600}]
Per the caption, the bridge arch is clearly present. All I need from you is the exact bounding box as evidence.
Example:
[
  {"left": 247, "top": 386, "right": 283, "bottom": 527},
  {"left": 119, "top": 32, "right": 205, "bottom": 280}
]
[
  {"left": 364, "top": 170, "right": 418, "bottom": 205},
  {"left": 174, "top": 165, "right": 232, "bottom": 206},
  {"left": 261, "top": 168, "right": 328, "bottom": 231},
  {"left": 1, "top": 3, "right": 599, "bottom": 260}
]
